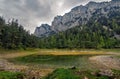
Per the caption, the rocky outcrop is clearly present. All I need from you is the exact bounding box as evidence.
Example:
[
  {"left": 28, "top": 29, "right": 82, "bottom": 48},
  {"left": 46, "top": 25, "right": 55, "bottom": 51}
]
[
  {"left": 51, "top": 1, "right": 120, "bottom": 32},
  {"left": 34, "top": 24, "right": 55, "bottom": 37},
  {"left": 34, "top": 0, "right": 120, "bottom": 37}
]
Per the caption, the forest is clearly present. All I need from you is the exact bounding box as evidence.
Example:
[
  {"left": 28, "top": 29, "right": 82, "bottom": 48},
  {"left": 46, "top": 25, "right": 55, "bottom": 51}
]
[
  {"left": 0, "top": 17, "right": 39, "bottom": 49},
  {"left": 39, "top": 10, "right": 120, "bottom": 49},
  {"left": 0, "top": 8, "right": 120, "bottom": 49}
]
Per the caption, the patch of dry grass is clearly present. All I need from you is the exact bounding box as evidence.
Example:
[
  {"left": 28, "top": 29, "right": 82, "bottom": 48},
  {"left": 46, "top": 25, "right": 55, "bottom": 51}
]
[
  {"left": 36, "top": 49, "right": 106, "bottom": 56},
  {"left": 0, "top": 49, "right": 108, "bottom": 59},
  {"left": 0, "top": 52, "right": 36, "bottom": 59}
]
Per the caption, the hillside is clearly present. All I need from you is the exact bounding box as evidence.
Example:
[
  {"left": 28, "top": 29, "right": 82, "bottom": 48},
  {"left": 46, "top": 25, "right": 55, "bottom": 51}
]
[
  {"left": 0, "top": 0, "right": 120, "bottom": 49},
  {"left": 38, "top": 3, "right": 120, "bottom": 49},
  {"left": 34, "top": 0, "right": 120, "bottom": 38}
]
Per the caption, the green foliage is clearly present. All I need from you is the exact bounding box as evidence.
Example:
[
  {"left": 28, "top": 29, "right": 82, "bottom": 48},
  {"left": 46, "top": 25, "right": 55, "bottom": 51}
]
[
  {"left": 97, "top": 76, "right": 109, "bottom": 79},
  {"left": 43, "top": 68, "right": 110, "bottom": 79},
  {"left": 43, "top": 68, "right": 80, "bottom": 79},
  {"left": 112, "top": 69, "right": 120, "bottom": 79},
  {"left": 0, "top": 71, "right": 24, "bottom": 79},
  {"left": 0, "top": 17, "right": 40, "bottom": 49},
  {"left": 39, "top": 9, "right": 120, "bottom": 49}
]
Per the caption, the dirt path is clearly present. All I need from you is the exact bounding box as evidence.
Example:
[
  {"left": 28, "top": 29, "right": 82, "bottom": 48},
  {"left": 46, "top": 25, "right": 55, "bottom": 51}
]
[{"left": 89, "top": 52, "right": 120, "bottom": 70}]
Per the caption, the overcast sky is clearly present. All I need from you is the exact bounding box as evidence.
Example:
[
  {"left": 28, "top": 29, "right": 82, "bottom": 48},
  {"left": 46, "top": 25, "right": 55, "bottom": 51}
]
[{"left": 0, "top": 0, "right": 111, "bottom": 33}]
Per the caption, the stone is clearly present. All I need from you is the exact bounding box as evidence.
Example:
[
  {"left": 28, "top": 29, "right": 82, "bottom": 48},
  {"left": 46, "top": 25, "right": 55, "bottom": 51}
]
[{"left": 34, "top": 24, "right": 55, "bottom": 37}]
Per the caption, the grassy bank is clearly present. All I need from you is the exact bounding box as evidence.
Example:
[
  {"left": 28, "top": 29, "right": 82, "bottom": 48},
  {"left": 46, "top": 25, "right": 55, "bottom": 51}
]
[
  {"left": 43, "top": 68, "right": 120, "bottom": 79},
  {"left": 0, "top": 48, "right": 120, "bottom": 78},
  {"left": 0, "top": 71, "right": 24, "bottom": 79},
  {"left": 2, "top": 48, "right": 119, "bottom": 70}
]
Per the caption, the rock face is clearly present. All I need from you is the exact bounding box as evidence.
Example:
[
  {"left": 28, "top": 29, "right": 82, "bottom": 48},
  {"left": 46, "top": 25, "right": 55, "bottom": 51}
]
[
  {"left": 34, "top": 0, "right": 120, "bottom": 37},
  {"left": 34, "top": 24, "right": 55, "bottom": 37},
  {"left": 112, "top": 0, "right": 120, "bottom": 2}
]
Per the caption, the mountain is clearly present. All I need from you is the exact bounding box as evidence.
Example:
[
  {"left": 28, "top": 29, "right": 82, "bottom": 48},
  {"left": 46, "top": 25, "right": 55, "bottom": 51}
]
[
  {"left": 34, "top": 0, "right": 120, "bottom": 37},
  {"left": 34, "top": 24, "right": 55, "bottom": 37},
  {"left": 38, "top": 7, "right": 120, "bottom": 48},
  {"left": 36, "top": 0, "right": 120, "bottom": 49}
]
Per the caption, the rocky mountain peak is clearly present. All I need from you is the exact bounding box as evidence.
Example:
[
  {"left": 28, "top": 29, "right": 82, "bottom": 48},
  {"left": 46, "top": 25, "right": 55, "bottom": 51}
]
[
  {"left": 34, "top": 24, "right": 54, "bottom": 37},
  {"left": 34, "top": 0, "right": 120, "bottom": 37}
]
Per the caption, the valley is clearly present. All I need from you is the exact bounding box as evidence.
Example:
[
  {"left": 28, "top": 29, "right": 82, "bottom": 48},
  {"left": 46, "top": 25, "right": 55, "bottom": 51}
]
[{"left": 0, "top": 0, "right": 120, "bottom": 79}]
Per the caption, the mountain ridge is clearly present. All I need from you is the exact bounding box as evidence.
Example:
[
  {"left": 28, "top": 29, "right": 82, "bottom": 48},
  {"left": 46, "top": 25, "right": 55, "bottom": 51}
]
[{"left": 34, "top": 0, "right": 120, "bottom": 37}]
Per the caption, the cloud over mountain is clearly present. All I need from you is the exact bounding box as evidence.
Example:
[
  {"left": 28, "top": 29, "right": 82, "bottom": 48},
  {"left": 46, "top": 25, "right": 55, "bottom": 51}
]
[{"left": 0, "top": 0, "right": 111, "bottom": 33}]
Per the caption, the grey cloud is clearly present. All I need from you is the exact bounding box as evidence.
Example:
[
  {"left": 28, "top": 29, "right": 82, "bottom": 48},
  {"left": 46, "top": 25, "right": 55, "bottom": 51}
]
[
  {"left": 64, "top": 0, "right": 87, "bottom": 7},
  {"left": 0, "top": 0, "right": 111, "bottom": 33}
]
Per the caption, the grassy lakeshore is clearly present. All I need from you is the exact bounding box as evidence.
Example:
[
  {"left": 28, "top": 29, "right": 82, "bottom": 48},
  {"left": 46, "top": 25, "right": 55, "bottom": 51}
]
[{"left": 0, "top": 48, "right": 120, "bottom": 78}]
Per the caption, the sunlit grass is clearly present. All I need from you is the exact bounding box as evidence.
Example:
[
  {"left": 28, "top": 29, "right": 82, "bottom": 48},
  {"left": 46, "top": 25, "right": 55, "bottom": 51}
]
[{"left": 1, "top": 48, "right": 118, "bottom": 59}]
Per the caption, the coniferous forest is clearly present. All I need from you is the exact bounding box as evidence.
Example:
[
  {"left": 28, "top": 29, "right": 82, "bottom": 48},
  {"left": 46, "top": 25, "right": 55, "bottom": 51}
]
[
  {"left": 39, "top": 9, "right": 120, "bottom": 49},
  {"left": 0, "top": 17, "right": 39, "bottom": 49},
  {"left": 0, "top": 10, "right": 120, "bottom": 50}
]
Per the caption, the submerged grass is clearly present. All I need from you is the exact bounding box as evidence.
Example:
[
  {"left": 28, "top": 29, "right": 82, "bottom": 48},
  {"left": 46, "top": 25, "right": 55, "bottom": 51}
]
[
  {"left": 6, "top": 48, "right": 116, "bottom": 70},
  {"left": 9, "top": 54, "right": 97, "bottom": 70}
]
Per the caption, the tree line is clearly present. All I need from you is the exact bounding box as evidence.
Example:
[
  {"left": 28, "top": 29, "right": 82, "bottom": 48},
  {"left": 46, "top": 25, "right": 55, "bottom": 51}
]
[
  {"left": 0, "top": 8, "right": 120, "bottom": 49},
  {"left": 39, "top": 10, "right": 120, "bottom": 49},
  {"left": 0, "top": 17, "right": 39, "bottom": 49}
]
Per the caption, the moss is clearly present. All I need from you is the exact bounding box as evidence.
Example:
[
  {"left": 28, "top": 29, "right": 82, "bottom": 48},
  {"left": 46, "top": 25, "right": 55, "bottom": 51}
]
[
  {"left": 112, "top": 69, "right": 120, "bottom": 79},
  {"left": 43, "top": 68, "right": 80, "bottom": 79},
  {"left": 43, "top": 68, "right": 111, "bottom": 79},
  {"left": 0, "top": 71, "right": 25, "bottom": 79}
]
